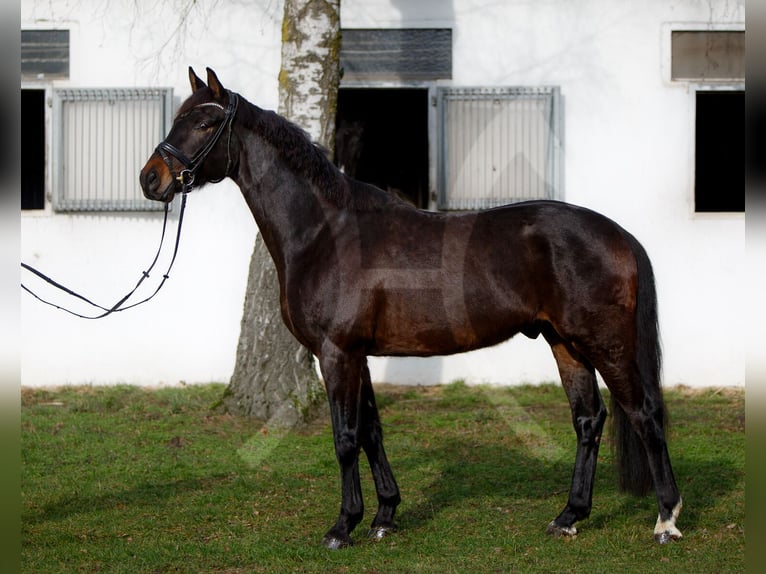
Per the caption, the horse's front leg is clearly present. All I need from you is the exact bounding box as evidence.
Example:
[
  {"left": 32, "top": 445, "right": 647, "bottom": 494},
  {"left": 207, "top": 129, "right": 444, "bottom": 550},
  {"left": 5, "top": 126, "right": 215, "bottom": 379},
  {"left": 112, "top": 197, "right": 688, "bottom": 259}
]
[
  {"left": 360, "top": 360, "right": 401, "bottom": 540},
  {"left": 319, "top": 343, "right": 365, "bottom": 549}
]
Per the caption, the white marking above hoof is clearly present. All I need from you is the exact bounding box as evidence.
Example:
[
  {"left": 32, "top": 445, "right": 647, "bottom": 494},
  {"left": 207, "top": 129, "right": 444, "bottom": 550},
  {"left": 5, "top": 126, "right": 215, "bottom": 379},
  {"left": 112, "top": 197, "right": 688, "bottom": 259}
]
[
  {"left": 368, "top": 525, "right": 396, "bottom": 541},
  {"left": 653, "top": 498, "right": 683, "bottom": 543},
  {"left": 546, "top": 521, "right": 577, "bottom": 538},
  {"left": 322, "top": 535, "right": 353, "bottom": 550}
]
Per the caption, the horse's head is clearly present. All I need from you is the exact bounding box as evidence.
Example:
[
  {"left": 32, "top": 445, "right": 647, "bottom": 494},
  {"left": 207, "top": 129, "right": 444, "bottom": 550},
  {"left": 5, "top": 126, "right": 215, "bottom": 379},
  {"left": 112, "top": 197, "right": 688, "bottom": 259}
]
[{"left": 140, "top": 67, "right": 238, "bottom": 203}]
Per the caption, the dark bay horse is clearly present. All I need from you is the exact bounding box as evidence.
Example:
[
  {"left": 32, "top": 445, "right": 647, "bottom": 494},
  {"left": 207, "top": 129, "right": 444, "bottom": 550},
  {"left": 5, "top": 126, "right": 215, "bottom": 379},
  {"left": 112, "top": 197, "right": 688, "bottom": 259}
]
[{"left": 140, "top": 67, "right": 682, "bottom": 549}]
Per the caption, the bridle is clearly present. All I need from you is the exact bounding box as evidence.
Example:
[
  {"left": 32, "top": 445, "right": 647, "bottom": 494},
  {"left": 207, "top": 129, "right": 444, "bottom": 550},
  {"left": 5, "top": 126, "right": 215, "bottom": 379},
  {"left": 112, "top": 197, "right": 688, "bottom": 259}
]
[{"left": 156, "top": 90, "right": 239, "bottom": 194}]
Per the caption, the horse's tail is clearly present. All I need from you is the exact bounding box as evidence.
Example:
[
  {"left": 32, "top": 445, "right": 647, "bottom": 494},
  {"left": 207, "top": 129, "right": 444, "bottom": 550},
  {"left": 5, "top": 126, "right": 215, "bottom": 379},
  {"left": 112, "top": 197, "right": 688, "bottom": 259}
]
[{"left": 611, "top": 231, "right": 665, "bottom": 496}]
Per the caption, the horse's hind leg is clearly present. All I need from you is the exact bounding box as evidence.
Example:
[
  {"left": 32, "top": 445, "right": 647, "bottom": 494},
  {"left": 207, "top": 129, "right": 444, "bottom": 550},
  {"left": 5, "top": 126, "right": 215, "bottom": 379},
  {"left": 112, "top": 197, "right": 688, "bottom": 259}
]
[
  {"left": 544, "top": 330, "right": 607, "bottom": 538},
  {"left": 359, "top": 360, "right": 401, "bottom": 540},
  {"left": 606, "top": 374, "right": 683, "bottom": 543}
]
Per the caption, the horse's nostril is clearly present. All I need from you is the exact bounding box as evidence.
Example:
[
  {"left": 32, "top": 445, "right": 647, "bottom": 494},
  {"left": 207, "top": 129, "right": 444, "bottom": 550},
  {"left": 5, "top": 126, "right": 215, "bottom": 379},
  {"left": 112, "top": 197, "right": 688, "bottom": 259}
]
[{"left": 141, "top": 168, "right": 160, "bottom": 194}]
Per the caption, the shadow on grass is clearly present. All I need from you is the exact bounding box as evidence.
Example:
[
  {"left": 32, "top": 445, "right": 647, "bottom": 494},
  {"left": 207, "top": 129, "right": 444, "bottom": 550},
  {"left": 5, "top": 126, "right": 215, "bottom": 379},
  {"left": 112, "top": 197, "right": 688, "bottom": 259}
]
[
  {"left": 26, "top": 473, "right": 243, "bottom": 526},
  {"left": 391, "top": 441, "right": 741, "bottom": 540},
  {"left": 375, "top": 387, "right": 743, "bottom": 540},
  {"left": 394, "top": 440, "right": 570, "bottom": 528}
]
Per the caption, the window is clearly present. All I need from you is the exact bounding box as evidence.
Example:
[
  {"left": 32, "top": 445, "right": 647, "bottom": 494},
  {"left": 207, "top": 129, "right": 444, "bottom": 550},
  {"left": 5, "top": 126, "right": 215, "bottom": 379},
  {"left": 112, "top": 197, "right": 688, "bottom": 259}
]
[
  {"left": 695, "top": 90, "right": 744, "bottom": 212},
  {"left": 21, "top": 29, "right": 69, "bottom": 80},
  {"left": 669, "top": 28, "right": 744, "bottom": 213},
  {"left": 340, "top": 28, "right": 452, "bottom": 82},
  {"left": 437, "top": 87, "right": 562, "bottom": 210},
  {"left": 21, "top": 89, "right": 46, "bottom": 210},
  {"left": 335, "top": 88, "right": 429, "bottom": 208},
  {"left": 51, "top": 88, "right": 173, "bottom": 212},
  {"left": 671, "top": 31, "right": 744, "bottom": 82}
]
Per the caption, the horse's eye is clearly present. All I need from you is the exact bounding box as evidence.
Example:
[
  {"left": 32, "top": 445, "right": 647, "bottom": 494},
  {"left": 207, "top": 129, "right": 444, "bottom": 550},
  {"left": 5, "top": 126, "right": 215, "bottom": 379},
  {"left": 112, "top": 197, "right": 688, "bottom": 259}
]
[{"left": 197, "top": 121, "right": 210, "bottom": 130}]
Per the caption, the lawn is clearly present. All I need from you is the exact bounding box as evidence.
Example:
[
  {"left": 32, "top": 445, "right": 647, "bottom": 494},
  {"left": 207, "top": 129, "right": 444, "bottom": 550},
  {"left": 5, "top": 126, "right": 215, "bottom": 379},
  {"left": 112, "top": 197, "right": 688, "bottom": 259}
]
[{"left": 21, "top": 382, "right": 744, "bottom": 573}]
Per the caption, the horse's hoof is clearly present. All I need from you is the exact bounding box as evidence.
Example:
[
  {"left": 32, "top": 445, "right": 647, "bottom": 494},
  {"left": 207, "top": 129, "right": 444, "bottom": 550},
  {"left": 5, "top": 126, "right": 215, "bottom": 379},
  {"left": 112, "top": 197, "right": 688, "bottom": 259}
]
[
  {"left": 322, "top": 534, "right": 353, "bottom": 550},
  {"left": 653, "top": 500, "right": 683, "bottom": 544},
  {"left": 654, "top": 529, "right": 682, "bottom": 544},
  {"left": 368, "top": 524, "right": 397, "bottom": 541},
  {"left": 546, "top": 521, "right": 577, "bottom": 538}
]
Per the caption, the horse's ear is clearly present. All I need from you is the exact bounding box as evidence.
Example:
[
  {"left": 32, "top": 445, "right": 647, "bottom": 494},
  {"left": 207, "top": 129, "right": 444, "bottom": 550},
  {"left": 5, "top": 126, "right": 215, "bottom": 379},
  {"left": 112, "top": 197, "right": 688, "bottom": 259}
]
[
  {"left": 206, "top": 67, "right": 225, "bottom": 99},
  {"left": 189, "top": 67, "right": 206, "bottom": 93}
]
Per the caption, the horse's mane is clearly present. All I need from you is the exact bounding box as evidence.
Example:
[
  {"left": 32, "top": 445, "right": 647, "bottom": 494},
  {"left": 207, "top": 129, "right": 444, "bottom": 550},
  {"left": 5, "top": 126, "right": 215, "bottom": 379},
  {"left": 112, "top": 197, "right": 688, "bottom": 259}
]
[{"left": 235, "top": 94, "right": 407, "bottom": 211}]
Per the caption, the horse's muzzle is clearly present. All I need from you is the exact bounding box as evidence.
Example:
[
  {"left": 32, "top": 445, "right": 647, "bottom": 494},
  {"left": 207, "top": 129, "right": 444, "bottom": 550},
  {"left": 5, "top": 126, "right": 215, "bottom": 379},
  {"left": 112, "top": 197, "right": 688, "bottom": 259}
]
[{"left": 140, "top": 157, "right": 175, "bottom": 203}]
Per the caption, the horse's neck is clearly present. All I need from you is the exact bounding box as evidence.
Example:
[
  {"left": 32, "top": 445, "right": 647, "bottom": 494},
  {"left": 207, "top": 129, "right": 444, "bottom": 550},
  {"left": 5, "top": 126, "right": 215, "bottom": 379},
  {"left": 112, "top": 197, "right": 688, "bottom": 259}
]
[{"left": 233, "top": 134, "right": 338, "bottom": 273}]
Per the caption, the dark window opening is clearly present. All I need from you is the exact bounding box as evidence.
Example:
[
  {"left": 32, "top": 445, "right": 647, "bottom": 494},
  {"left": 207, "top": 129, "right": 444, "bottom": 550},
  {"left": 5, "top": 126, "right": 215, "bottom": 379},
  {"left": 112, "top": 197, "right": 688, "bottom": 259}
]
[
  {"left": 335, "top": 88, "right": 429, "bottom": 209},
  {"left": 695, "top": 91, "right": 744, "bottom": 213},
  {"left": 22, "top": 89, "right": 46, "bottom": 210}
]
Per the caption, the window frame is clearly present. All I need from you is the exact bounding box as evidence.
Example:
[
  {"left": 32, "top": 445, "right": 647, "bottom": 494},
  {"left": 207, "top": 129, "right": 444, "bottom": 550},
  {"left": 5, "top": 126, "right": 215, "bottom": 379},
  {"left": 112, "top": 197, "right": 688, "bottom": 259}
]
[
  {"left": 663, "top": 22, "right": 745, "bottom": 216},
  {"left": 21, "top": 87, "right": 48, "bottom": 211},
  {"left": 690, "top": 84, "right": 745, "bottom": 214},
  {"left": 50, "top": 87, "right": 173, "bottom": 212},
  {"left": 21, "top": 29, "right": 70, "bottom": 81},
  {"left": 435, "top": 86, "right": 563, "bottom": 211},
  {"left": 340, "top": 28, "right": 453, "bottom": 83},
  {"left": 661, "top": 22, "right": 745, "bottom": 85},
  {"left": 20, "top": 82, "right": 53, "bottom": 216}
]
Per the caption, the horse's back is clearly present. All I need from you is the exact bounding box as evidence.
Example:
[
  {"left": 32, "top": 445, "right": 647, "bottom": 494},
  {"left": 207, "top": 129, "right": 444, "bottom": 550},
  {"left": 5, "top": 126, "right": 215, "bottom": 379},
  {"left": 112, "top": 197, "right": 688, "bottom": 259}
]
[
  {"left": 462, "top": 200, "right": 637, "bottom": 297},
  {"left": 351, "top": 200, "right": 639, "bottom": 357}
]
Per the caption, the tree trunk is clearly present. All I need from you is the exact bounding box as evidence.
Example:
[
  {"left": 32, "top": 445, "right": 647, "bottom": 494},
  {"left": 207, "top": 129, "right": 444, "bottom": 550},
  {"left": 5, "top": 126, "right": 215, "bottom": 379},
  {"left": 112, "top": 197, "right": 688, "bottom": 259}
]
[{"left": 223, "top": 0, "right": 341, "bottom": 428}]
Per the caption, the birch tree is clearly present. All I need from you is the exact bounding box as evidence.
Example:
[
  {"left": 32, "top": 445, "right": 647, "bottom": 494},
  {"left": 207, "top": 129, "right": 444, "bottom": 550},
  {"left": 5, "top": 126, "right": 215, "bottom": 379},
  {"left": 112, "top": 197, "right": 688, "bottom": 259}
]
[{"left": 222, "top": 0, "right": 341, "bottom": 427}]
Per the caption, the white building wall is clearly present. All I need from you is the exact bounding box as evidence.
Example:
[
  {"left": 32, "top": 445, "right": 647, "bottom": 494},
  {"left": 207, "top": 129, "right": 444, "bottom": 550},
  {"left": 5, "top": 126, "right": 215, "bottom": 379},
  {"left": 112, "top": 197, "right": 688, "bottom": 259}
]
[
  {"left": 21, "top": 0, "right": 282, "bottom": 386},
  {"left": 21, "top": 0, "right": 746, "bottom": 388}
]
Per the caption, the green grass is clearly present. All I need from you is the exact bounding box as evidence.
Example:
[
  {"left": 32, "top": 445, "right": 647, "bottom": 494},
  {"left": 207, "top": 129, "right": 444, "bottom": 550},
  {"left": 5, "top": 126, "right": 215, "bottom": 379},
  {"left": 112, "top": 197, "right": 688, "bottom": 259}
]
[{"left": 22, "top": 382, "right": 744, "bottom": 573}]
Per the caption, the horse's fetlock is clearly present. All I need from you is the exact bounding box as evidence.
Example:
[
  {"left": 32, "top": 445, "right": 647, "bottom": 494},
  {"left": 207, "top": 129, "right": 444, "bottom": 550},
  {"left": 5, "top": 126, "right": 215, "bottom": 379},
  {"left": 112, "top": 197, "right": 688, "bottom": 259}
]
[{"left": 379, "top": 491, "right": 401, "bottom": 508}]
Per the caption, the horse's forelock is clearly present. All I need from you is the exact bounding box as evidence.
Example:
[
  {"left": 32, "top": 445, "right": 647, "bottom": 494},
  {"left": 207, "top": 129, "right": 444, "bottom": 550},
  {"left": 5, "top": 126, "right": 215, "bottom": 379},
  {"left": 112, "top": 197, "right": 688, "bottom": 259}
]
[{"left": 174, "top": 88, "right": 222, "bottom": 119}]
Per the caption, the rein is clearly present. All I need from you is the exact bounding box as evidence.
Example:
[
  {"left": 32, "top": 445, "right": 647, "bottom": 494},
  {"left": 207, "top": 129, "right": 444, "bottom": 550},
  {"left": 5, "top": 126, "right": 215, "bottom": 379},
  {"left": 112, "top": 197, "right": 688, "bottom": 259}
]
[
  {"left": 21, "top": 193, "right": 189, "bottom": 320},
  {"left": 20, "top": 91, "right": 239, "bottom": 320}
]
